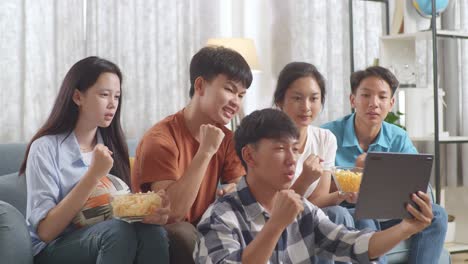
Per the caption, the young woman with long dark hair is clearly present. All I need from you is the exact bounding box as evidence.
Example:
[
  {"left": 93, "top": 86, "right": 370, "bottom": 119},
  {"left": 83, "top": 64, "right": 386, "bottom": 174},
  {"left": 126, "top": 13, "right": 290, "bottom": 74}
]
[{"left": 20, "top": 56, "right": 169, "bottom": 264}]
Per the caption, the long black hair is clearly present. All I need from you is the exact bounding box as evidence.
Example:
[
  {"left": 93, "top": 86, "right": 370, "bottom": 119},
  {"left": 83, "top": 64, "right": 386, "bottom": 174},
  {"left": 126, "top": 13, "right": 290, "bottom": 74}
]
[{"left": 19, "top": 56, "right": 130, "bottom": 185}]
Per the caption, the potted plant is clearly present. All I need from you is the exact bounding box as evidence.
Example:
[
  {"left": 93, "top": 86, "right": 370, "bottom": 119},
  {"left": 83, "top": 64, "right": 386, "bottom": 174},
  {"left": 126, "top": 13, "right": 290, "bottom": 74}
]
[{"left": 385, "top": 111, "right": 406, "bottom": 130}]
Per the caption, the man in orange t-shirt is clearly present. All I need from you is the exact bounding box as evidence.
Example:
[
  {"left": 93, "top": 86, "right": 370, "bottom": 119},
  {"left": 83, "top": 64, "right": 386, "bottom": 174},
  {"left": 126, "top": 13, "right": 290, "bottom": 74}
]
[{"left": 132, "top": 46, "right": 253, "bottom": 264}]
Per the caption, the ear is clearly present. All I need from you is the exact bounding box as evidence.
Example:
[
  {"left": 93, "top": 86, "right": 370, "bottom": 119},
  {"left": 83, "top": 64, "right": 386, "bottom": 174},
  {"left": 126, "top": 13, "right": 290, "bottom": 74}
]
[
  {"left": 241, "top": 145, "right": 256, "bottom": 169},
  {"left": 193, "top": 77, "right": 205, "bottom": 96},
  {"left": 72, "top": 89, "right": 82, "bottom": 106},
  {"left": 390, "top": 96, "right": 395, "bottom": 109},
  {"left": 349, "top": 93, "right": 356, "bottom": 109}
]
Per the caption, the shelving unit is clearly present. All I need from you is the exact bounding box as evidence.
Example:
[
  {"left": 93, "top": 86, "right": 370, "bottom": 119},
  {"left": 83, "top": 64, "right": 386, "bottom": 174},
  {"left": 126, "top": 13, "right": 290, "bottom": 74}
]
[
  {"left": 429, "top": 3, "right": 468, "bottom": 204},
  {"left": 444, "top": 243, "right": 468, "bottom": 254},
  {"left": 349, "top": 0, "right": 468, "bottom": 257},
  {"left": 349, "top": 0, "right": 468, "bottom": 205},
  {"left": 411, "top": 136, "right": 468, "bottom": 144}
]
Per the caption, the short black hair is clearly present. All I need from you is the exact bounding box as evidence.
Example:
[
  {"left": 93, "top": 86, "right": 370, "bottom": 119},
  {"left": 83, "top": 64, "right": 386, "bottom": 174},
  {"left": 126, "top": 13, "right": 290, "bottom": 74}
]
[
  {"left": 234, "top": 109, "right": 299, "bottom": 170},
  {"left": 350, "top": 66, "right": 399, "bottom": 95},
  {"left": 189, "top": 46, "right": 253, "bottom": 98},
  {"left": 274, "top": 62, "right": 326, "bottom": 106}
]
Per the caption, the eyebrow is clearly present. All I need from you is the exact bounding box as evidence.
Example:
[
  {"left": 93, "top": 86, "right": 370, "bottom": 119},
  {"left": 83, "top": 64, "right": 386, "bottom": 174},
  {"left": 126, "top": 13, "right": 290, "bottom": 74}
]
[
  {"left": 226, "top": 81, "right": 246, "bottom": 94},
  {"left": 98, "top": 88, "right": 121, "bottom": 94},
  {"left": 360, "top": 87, "right": 389, "bottom": 94},
  {"left": 273, "top": 138, "right": 299, "bottom": 145},
  {"left": 291, "top": 91, "right": 320, "bottom": 97}
]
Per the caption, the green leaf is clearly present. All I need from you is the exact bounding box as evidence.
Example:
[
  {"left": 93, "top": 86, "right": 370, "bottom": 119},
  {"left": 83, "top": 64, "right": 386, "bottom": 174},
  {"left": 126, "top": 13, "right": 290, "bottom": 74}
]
[{"left": 385, "top": 111, "right": 406, "bottom": 130}]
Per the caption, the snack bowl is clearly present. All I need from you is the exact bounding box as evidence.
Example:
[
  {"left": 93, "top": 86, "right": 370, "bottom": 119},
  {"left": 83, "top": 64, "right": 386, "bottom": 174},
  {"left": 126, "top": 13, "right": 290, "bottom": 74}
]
[
  {"left": 331, "top": 166, "right": 363, "bottom": 193},
  {"left": 111, "top": 192, "right": 162, "bottom": 222}
]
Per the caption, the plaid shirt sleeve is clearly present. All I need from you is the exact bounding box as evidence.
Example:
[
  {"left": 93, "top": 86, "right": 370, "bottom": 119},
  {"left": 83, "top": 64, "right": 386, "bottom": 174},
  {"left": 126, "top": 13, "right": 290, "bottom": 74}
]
[
  {"left": 309, "top": 204, "right": 376, "bottom": 263},
  {"left": 194, "top": 206, "right": 244, "bottom": 264}
]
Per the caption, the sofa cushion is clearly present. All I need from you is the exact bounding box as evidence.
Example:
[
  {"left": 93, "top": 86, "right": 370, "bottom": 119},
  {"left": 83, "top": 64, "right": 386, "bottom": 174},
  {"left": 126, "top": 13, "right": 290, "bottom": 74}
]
[
  {"left": 127, "top": 138, "right": 138, "bottom": 157},
  {"left": 0, "top": 143, "right": 27, "bottom": 176},
  {"left": 0, "top": 172, "right": 27, "bottom": 216},
  {"left": 386, "top": 239, "right": 411, "bottom": 263}
]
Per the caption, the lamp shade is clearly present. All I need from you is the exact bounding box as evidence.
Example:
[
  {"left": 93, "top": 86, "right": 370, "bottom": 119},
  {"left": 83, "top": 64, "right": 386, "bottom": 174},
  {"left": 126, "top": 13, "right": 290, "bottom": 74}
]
[{"left": 206, "top": 38, "right": 260, "bottom": 71}]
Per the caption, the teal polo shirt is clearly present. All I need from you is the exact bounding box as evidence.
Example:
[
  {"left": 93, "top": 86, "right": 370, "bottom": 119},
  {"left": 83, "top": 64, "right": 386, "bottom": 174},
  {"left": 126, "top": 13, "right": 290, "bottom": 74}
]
[{"left": 321, "top": 113, "right": 417, "bottom": 167}]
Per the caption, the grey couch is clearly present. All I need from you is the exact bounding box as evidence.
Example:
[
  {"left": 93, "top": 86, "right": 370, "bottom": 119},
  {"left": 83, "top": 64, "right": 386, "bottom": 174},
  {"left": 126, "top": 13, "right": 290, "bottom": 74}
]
[{"left": 0, "top": 141, "right": 451, "bottom": 263}]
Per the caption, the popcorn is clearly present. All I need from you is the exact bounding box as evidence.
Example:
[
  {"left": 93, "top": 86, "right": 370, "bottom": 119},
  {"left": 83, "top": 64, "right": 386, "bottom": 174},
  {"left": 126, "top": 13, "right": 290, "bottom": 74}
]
[
  {"left": 111, "top": 192, "right": 162, "bottom": 217},
  {"left": 333, "top": 168, "right": 362, "bottom": 193}
]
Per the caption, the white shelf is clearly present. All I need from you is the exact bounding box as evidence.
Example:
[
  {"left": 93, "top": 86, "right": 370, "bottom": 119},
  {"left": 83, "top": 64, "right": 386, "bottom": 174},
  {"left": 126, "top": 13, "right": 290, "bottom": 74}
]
[
  {"left": 444, "top": 242, "right": 468, "bottom": 254},
  {"left": 381, "top": 30, "right": 468, "bottom": 41},
  {"left": 437, "top": 30, "right": 468, "bottom": 39},
  {"left": 410, "top": 136, "right": 468, "bottom": 143}
]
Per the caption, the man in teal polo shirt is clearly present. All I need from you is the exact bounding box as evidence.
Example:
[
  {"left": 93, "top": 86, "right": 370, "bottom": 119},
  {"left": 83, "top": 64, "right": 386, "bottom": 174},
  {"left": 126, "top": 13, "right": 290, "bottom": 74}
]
[{"left": 322, "top": 66, "right": 447, "bottom": 264}]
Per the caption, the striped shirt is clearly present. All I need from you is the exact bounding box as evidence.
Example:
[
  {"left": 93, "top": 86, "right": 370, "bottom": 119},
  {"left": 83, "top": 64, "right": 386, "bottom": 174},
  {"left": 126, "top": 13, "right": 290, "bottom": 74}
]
[{"left": 194, "top": 177, "right": 376, "bottom": 263}]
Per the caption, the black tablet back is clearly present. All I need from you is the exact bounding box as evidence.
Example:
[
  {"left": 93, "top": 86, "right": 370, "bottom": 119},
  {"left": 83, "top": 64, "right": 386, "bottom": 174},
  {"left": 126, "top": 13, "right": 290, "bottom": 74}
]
[{"left": 355, "top": 152, "right": 433, "bottom": 220}]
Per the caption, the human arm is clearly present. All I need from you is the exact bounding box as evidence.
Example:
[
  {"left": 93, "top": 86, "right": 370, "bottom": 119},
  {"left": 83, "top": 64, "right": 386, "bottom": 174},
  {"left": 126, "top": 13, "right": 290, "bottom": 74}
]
[
  {"left": 310, "top": 205, "right": 375, "bottom": 263},
  {"left": 32, "top": 144, "right": 113, "bottom": 242},
  {"left": 367, "top": 191, "right": 432, "bottom": 259},
  {"left": 290, "top": 154, "right": 322, "bottom": 196},
  {"left": 241, "top": 190, "right": 304, "bottom": 263},
  {"left": 217, "top": 137, "right": 245, "bottom": 197},
  {"left": 194, "top": 190, "right": 305, "bottom": 263},
  {"left": 150, "top": 124, "right": 225, "bottom": 222},
  {"left": 309, "top": 188, "right": 350, "bottom": 207},
  {"left": 304, "top": 131, "right": 344, "bottom": 207}
]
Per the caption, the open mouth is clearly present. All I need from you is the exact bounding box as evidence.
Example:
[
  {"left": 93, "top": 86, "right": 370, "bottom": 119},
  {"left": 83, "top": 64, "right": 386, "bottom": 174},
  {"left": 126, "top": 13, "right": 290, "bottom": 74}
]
[{"left": 222, "top": 107, "right": 236, "bottom": 118}]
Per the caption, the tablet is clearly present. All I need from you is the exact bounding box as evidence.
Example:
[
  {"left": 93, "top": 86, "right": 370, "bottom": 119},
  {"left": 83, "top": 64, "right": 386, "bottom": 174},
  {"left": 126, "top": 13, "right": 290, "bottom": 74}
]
[{"left": 354, "top": 152, "right": 433, "bottom": 220}]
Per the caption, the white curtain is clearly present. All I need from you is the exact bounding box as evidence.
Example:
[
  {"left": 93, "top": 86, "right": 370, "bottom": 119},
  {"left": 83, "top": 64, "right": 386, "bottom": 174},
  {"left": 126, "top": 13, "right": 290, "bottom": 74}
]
[
  {"left": 0, "top": 0, "right": 221, "bottom": 142},
  {"left": 0, "top": 0, "right": 85, "bottom": 142},
  {"left": 269, "top": 0, "right": 384, "bottom": 125}
]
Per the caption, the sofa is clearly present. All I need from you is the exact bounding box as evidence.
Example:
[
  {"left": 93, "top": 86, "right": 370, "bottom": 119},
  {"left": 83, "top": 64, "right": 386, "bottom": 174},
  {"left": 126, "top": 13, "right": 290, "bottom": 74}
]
[{"left": 0, "top": 141, "right": 451, "bottom": 263}]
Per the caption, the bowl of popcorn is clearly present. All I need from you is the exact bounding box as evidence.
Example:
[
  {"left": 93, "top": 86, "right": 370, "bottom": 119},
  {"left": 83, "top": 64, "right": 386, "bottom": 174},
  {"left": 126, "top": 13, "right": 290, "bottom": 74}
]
[
  {"left": 331, "top": 166, "right": 363, "bottom": 193},
  {"left": 111, "top": 192, "right": 162, "bottom": 222}
]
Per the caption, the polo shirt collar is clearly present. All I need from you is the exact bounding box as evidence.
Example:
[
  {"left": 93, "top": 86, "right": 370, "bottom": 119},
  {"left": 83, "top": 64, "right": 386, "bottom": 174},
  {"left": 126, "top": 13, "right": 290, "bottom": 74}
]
[
  {"left": 342, "top": 113, "right": 360, "bottom": 148},
  {"left": 342, "top": 113, "right": 390, "bottom": 149}
]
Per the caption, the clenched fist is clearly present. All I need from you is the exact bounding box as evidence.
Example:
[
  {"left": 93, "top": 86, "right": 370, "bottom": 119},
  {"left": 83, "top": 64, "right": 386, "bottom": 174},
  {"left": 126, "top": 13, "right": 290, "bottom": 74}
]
[
  {"left": 270, "top": 190, "right": 304, "bottom": 229},
  {"left": 198, "top": 124, "right": 225, "bottom": 156},
  {"left": 88, "top": 144, "right": 113, "bottom": 180},
  {"left": 302, "top": 154, "right": 323, "bottom": 182}
]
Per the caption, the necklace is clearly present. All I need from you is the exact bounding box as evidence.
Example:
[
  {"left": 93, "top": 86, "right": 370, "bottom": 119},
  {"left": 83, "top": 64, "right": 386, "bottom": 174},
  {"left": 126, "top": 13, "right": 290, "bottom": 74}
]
[{"left": 79, "top": 137, "right": 97, "bottom": 152}]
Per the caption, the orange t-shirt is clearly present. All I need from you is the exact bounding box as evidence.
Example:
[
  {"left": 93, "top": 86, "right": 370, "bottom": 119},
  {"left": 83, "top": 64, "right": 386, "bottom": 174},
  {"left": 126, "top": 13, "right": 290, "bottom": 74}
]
[{"left": 131, "top": 109, "right": 245, "bottom": 223}]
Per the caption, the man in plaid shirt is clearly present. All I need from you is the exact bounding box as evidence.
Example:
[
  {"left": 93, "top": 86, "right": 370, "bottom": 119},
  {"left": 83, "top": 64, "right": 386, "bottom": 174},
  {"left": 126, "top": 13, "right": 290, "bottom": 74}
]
[{"left": 194, "top": 109, "right": 434, "bottom": 264}]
